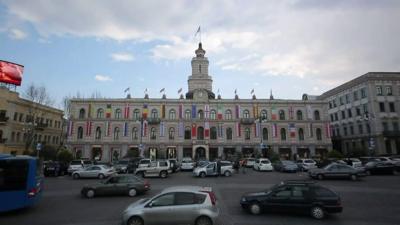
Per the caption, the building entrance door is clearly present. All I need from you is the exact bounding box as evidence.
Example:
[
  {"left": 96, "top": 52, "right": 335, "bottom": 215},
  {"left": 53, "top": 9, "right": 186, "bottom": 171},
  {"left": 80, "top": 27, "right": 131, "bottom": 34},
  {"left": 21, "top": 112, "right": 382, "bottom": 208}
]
[
  {"left": 92, "top": 147, "right": 102, "bottom": 161},
  {"left": 167, "top": 148, "right": 177, "bottom": 159},
  {"left": 195, "top": 147, "right": 206, "bottom": 160}
]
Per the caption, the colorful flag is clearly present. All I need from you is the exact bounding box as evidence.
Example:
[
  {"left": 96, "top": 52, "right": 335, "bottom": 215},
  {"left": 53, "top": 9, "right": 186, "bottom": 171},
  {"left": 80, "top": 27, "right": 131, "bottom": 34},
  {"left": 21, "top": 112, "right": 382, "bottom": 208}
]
[
  {"left": 160, "top": 121, "right": 165, "bottom": 137},
  {"left": 271, "top": 106, "right": 277, "bottom": 120},
  {"left": 106, "top": 104, "right": 112, "bottom": 118},
  {"left": 178, "top": 104, "right": 183, "bottom": 119},
  {"left": 88, "top": 104, "right": 95, "bottom": 118},
  {"left": 325, "top": 123, "right": 331, "bottom": 138},
  {"left": 272, "top": 124, "right": 278, "bottom": 138},
  {"left": 124, "top": 103, "right": 130, "bottom": 119},
  {"left": 67, "top": 121, "right": 73, "bottom": 136},
  {"left": 178, "top": 121, "right": 184, "bottom": 137},
  {"left": 217, "top": 104, "right": 223, "bottom": 120},
  {"left": 192, "top": 105, "right": 197, "bottom": 119},
  {"left": 191, "top": 123, "right": 197, "bottom": 138},
  {"left": 124, "top": 122, "right": 128, "bottom": 136},
  {"left": 160, "top": 88, "right": 165, "bottom": 93},
  {"left": 289, "top": 106, "right": 294, "bottom": 120},
  {"left": 254, "top": 120, "right": 261, "bottom": 137},
  {"left": 178, "top": 88, "right": 183, "bottom": 94},
  {"left": 161, "top": 104, "right": 166, "bottom": 119},
  {"left": 204, "top": 104, "right": 210, "bottom": 119},
  {"left": 289, "top": 123, "right": 296, "bottom": 138},
  {"left": 235, "top": 105, "right": 241, "bottom": 119},
  {"left": 142, "top": 104, "right": 148, "bottom": 119},
  {"left": 307, "top": 105, "right": 313, "bottom": 120},
  {"left": 0, "top": 60, "right": 24, "bottom": 86},
  {"left": 235, "top": 122, "right": 241, "bottom": 137},
  {"left": 204, "top": 121, "right": 210, "bottom": 138},
  {"left": 105, "top": 121, "right": 111, "bottom": 136},
  {"left": 253, "top": 104, "right": 259, "bottom": 118},
  {"left": 251, "top": 89, "right": 254, "bottom": 94},
  {"left": 124, "top": 87, "right": 130, "bottom": 93},
  {"left": 86, "top": 121, "right": 92, "bottom": 136},
  {"left": 218, "top": 123, "right": 224, "bottom": 137},
  {"left": 141, "top": 120, "right": 148, "bottom": 137}
]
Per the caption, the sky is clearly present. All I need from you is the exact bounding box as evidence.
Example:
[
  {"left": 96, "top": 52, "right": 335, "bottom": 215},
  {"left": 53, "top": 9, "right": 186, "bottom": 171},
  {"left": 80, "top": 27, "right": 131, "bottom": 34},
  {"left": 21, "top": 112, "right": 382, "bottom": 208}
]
[{"left": 1, "top": 0, "right": 400, "bottom": 109}]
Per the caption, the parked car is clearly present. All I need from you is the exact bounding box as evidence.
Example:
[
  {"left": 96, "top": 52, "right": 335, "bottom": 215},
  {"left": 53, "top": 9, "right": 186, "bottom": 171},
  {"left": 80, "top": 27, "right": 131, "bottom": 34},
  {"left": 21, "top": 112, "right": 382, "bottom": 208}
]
[
  {"left": 309, "top": 163, "right": 366, "bottom": 181},
  {"left": 180, "top": 157, "right": 195, "bottom": 171},
  {"left": 114, "top": 158, "right": 141, "bottom": 174},
  {"left": 193, "top": 161, "right": 234, "bottom": 177},
  {"left": 137, "top": 158, "right": 152, "bottom": 168},
  {"left": 240, "top": 180, "right": 342, "bottom": 219},
  {"left": 121, "top": 186, "right": 219, "bottom": 225},
  {"left": 134, "top": 160, "right": 171, "bottom": 178},
  {"left": 253, "top": 158, "right": 273, "bottom": 171},
  {"left": 295, "top": 159, "right": 317, "bottom": 171},
  {"left": 72, "top": 165, "right": 115, "bottom": 179},
  {"left": 195, "top": 159, "right": 210, "bottom": 168},
  {"left": 343, "top": 158, "right": 363, "bottom": 168},
  {"left": 81, "top": 174, "right": 150, "bottom": 198},
  {"left": 365, "top": 161, "right": 400, "bottom": 175},
  {"left": 359, "top": 157, "right": 381, "bottom": 166},
  {"left": 168, "top": 158, "right": 180, "bottom": 173},
  {"left": 67, "top": 159, "right": 93, "bottom": 175},
  {"left": 316, "top": 158, "right": 346, "bottom": 168},
  {"left": 244, "top": 158, "right": 256, "bottom": 168},
  {"left": 273, "top": 160, "right": 299, "bottom": 172},
  {"left": 43, "top": 161, "right": 68, "bottom": 177}
]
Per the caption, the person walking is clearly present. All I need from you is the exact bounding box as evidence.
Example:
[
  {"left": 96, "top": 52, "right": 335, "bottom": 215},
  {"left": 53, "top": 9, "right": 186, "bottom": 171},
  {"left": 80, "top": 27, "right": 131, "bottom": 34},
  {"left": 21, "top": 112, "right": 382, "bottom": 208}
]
[{"left": 240, "top": 159, "right": 247, "bottom": 174}]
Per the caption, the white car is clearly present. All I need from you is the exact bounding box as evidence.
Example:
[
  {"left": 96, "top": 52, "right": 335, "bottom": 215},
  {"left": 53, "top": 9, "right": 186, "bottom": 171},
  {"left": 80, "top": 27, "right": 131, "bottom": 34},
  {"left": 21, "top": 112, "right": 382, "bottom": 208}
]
[
  {"left": 67, "top": 159, "right": 93, "bottom": 175},
  {"left": 72, "top": 165, "right": 114, "bottom": 179},
  {"left": 245, "top": 158, "right": 256, "bottom": 168},
  {"left": 296, "top": 159, "right": 317, "bottom": 171},
  {"left": 138, "top": 158, "right": 152, "bottom": 168},
  {"left": 253, "top": 158, "right": 273, "bottom": 171},
  {"left": 180, "top": 157, "right": 195, "bottom": 170}
]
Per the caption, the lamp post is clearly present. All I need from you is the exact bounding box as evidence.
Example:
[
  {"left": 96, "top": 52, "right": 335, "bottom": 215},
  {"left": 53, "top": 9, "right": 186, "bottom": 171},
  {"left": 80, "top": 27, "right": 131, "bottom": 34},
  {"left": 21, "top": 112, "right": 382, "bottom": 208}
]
[{"left": 364, "top": 112, "right": 374, "bottom": 156}]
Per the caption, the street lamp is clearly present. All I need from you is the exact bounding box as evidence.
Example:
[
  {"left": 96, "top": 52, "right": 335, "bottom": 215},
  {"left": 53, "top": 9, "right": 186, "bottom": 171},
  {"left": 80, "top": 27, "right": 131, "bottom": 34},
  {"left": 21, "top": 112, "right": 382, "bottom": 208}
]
[{"left": 364, "top": 112, "right": 374, "bottom": 156}]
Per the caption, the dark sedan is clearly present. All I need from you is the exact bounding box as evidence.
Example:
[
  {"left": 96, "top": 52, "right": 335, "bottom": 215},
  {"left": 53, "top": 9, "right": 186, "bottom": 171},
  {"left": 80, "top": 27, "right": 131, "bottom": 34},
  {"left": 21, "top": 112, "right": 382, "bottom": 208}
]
[
  {"left": 309, "top": 163, "right": 366, "bottom": 181},
  {"left": 273, "top": 160, "right": 299, "bottom": 172},
  {"left": 365, "top": 161, "right": 400, "bottom": 175},
  {"left": 81, "top": 174, "right": 150, "bottom": 198},
  {"left": 240, "top": 180, "right": 342, "bottom": 219}
]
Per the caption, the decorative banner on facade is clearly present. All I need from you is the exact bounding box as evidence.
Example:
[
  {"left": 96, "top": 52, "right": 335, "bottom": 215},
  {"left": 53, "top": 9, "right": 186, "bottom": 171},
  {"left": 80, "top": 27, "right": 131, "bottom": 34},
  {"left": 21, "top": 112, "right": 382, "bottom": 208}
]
[
  {"left": 254, "top": 120, "right": 261, "bottom": 137},
  {"left": 289, "top": 106, "right": 294, "bottom": 120},
  {"left": 272, "top": 123, "right": 278, "bottom": 138},
  {"left": 218, "top": 123, "right": 224, "bottom": 137},
  {"left": 67, "top": 121, "right": 73, "bottom": 136},
  {"left": 235, "top": 105, "right": 241, "bottom": 119},
  {"left": 308, "top": 123, "right": 313, "bottom": 137},
  {"left": 178, "top": 104, "right": 183, "bottom": 119},
  {"left": 253, "top": 104, "right": 259, "bottom": 118},
  {"left": 306, "top": 105, "right": 313, "bottom": 120},
  {"left": 191, "top": 123, "right": 197, "bottom": 137},
  {"left": 204, "top": 121, "right": 210, "bottom": 138},
  {"left": 141, "top": 120, "right": 148, "bottom": 137},
  {"left": 105, "top": 121, "right": 111, "bottom": 136},
  {"left": 325, "top": 123, "right": 331, "bottom": 138},
  {"left": 192, "top": 105, "right": 197, "bottom": 119},
  {"left": 235, "top": 122, "right": 241, "bottom": 137},
  {"left": 217, "top": 104, "right": 223, "bottom": 120},
  {"left": 0, "top": 60, "right": 24, "bottom": 86},
  {"left": 161, "top": 104, "right": 166, "bottom": 119},
  {"left": 160, "top": 121, "right": 165, "bottom": 137},
  {"left": 85, "top": 121, "right": 92, "bottom": 136},
  {"left": 88, "top": 104, "right": 94, "bottom": 118},
  {"left": 124, "top": 122, "right": 128, "bottom": 136},
  {"left": 142, "top": 104, "right": 148, "bottom": 120},
  {"left": 178, "top": 121, "right": 184, "bottom": 137},
  {"left": 106, "top": 104, "right": 112, "bottom": 118},
  {"left": 271, "top": 106, "right": 277, "bottom": 120},
  {"left": 124, "top": 103, "right": 130, "bottom": 119},
  {"left": 204, "top": 104, "right": 210, "bottom": 119},
  {"left": 289, "top": 123, "right": 296, "bottom": 138}
]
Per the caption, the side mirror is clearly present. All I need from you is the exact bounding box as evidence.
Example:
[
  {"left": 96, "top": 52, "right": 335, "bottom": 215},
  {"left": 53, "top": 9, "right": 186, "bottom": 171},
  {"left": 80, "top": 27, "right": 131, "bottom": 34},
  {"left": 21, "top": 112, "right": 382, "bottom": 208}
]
[{"left": 147, "top": 202, "right": 153, "bottom": 208}]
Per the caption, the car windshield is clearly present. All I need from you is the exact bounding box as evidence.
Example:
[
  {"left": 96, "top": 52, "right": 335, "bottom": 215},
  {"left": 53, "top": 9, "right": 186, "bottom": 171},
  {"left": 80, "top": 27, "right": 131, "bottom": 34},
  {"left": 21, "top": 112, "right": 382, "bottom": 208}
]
[
  {"left": 282, "top": 161, "right": 295, "bottom": 165},
  {"left": 305, "top": 160, "right": 314, "bottom": 163},
  {"left": 261, "top": 160, "right": 270, "bottom": 164},
  {"left": 182, "top": 160, "right": 192, "bottom": 163}
]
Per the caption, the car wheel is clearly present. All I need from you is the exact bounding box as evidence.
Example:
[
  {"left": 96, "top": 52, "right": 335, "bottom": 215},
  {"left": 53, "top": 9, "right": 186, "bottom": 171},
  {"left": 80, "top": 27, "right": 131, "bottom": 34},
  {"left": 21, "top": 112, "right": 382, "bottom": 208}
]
[
  {"left": 350, "top": 174, "right": 357, "bottom": 181},
  {"left": 73, "top": 173, "right": 80, "bottom": 179},
  {"left": 127, "top": 216, "right": 143, "bottom": 225},
  {"left": 86, "top": 189, "right": 95, "bottom": 198},
  {"left": 310, "top": 206, "right": 325, "bottom": 219},
  {"left": 366, "top": 170, "right": 371, "bottom": 176},
  {"left": 249, "top": 202, "right": 261, "bottom": 215},
  {"left": 160, "top": 171, "right": 167, "bottom": 178},
  {"left": 195, "top": 216, "right": 212, "bottom": 225},
  {"left": 128, "top": 188, "right": 137, "bottom": 197},
  {"left": 317, "top": 174, "right": 324, "bottom": 180},
  {"left": 98, "top": 174, "right": 105, "bottom": 179},
  {"left": 200, "top": 172, "right": 206, "bottom": 178},
  {"left": 224, "top": 171, "right": 231, "bottom": 177}
]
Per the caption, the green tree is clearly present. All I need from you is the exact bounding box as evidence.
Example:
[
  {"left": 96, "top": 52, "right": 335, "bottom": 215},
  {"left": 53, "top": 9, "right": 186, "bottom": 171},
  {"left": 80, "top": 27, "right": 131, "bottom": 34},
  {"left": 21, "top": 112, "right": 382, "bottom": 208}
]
[{"left": 57, "top": 149, "right": 73, "bottom": 163}]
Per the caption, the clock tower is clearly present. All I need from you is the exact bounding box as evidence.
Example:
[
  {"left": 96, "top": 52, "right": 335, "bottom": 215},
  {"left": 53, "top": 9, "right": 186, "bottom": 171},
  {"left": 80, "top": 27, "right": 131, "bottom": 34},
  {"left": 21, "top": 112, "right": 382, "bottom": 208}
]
[{"left": 186, "top": 43, "right": 215, "bottom": 100}]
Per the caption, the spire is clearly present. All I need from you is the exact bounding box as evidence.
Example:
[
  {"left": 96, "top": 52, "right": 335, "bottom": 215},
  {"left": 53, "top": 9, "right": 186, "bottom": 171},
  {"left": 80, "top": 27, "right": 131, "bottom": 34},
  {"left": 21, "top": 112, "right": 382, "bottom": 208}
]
[{"left": 270, "top": 89, "right": 274, "bottom": 100}]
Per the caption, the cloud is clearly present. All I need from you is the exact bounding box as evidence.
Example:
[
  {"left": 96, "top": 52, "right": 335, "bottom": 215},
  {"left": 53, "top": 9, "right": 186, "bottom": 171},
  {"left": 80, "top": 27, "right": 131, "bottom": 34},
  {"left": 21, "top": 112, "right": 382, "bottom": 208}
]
[
  {"left": 9, "top": 28, "right": 27, "bottom": 39},
  {"left": 95, "top": 75, "right": 112, "bottom": 82},
  {"left": 111, "top": 52, "right": 134, "bottom": 62}
]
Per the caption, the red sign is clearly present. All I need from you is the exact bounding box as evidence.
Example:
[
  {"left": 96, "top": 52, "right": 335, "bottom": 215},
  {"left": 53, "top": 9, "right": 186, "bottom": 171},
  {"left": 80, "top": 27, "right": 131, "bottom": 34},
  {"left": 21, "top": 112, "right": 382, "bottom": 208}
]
[{"left": 0, "top": 60, "right": 24, "bottom": 86}]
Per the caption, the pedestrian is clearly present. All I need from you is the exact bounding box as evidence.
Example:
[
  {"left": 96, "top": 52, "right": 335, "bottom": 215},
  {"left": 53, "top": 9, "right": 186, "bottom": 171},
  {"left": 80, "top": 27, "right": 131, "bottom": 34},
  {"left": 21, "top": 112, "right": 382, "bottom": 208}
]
[{"left": 240, "top": 159, "right": 246, "bottom": 174}]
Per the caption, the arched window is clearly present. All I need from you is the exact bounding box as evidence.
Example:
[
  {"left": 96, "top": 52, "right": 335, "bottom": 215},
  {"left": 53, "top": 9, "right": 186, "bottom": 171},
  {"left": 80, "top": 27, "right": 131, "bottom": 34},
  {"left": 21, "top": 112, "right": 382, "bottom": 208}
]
[
  {"left": 169, "top": 127, "right": 175, "bottom": 140},
  {"left": 225, "top": 110, "right": 232, "bottom": 120},
  {"left": 198, "top": 110, "right": 204, "bottom": 119},
  {"left": 210, "top": 127, "right": 217, "bottom": 140},
  {"left": 133, "top": 109, "right": 140, "bottom": 120},
  {"left": 210, "top": 110, "right": 216, "bottom": 120},
  {"left": 132, "top": 127, "right": 138, "bottom": 140},
  {"left": 97, "top": 108, "right": 104, "bottom": 118},
  {"left": 280, "top": 128, "right": 286, "bottom": 141},
  {"left": 316, "top": 128, "right": 322, "bottom": 140},
  {"left": 197, "top": 127, "right": 204, "bottom": 140},
  {"left": 261, "top": 110, "right": 268, "bottom": 120},
  {"left": 243, "top": 110, "right": 250, "bottom": 119},
  {"left": 114, "top": 127, "right": 120, "bottom": 140},
  {"left": 226, "top": 128, "right": 233, "bottom": 140},
  {"left": 245, "top": 127, "right": 251, "bottom": 140},
  {"left": 184, "top": 126, "right": 191, "bottom": 139},
  {"left": 185, "top": 109, "right": 191, "bottom": 119},
  {"left": 150, "top": 127, "right": 156, "bottom": 140},
  {"left": 262, "top": 128, "right": 268, "bottom": 140},
  {"left": 95, "top": 127, "right": 102, "bottom": 140},
  {"left": 169, "top": 109, "right": 176, "bottom": 120},
  {"left": 314, "top": 110, "right": 321, "bottom": 120},
  {"left": 115, "top": 109, "right": 122, "bottom": 119},
  {"left": 77, "top": 127, "right": 83, "bottom": 139},
  {"left": 151, "top": 109, "right": 158, "bottom": 119},
  {"left": 279, "top": 110, "right": 285, "bottom": 120},
  {"left": 79, "top": 108, "right": 85, "bottom": 119},
  {"left": 298, "top": 128, "right": 304, "bottom": 141},
  {"left": 296, "top": 110, "right": 303, "bottom": 120}
]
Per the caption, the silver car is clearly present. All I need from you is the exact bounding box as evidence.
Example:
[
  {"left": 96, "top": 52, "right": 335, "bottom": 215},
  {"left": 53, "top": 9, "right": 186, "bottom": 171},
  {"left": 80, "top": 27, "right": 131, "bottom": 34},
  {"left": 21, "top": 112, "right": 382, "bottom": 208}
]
[
  {"left": 72, "top": 165, "right": 114, "bottom": 179},
  {"left": 121, "top": 186, "right": 220, "bottom": 225}
]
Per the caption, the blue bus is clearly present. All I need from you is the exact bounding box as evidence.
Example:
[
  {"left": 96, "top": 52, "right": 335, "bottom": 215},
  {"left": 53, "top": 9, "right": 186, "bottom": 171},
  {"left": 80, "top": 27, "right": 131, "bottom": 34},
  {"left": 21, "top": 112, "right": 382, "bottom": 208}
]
[{"left": 0, "top": 154, "right": 43, "bottom": 212}]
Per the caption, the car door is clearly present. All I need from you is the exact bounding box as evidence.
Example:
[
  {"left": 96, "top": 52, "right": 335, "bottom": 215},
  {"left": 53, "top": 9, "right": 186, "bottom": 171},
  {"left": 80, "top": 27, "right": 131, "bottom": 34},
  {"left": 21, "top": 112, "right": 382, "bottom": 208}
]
[
  {"left": 97, "top": 177, "right": 118, "bottom": 195},
  {"left": 206, "top": 163, "right": 216, "bottom": 176},
  {"left": 266, "top": 187, "right": 292, "bottom": 213},
  {"left": 80, "top": 166, "right": 93, "bottom": 177},
  {"left": 336, "top": 165, "right": 354, "bottom": 178},
  {"left": 91, "top": 166, "right": 102, "bottom": 177},
  {"left": 288, "top": 186, "right": 312, "bottom": 214},
  {"left": 142, "top": 193, "right": 177, "bottom": 225},
  {"left": 324, "top": 165, "right": 339, "bottom": 178},
  {"left": 172, "top": 192, "right": 200, "bottom": 224}
]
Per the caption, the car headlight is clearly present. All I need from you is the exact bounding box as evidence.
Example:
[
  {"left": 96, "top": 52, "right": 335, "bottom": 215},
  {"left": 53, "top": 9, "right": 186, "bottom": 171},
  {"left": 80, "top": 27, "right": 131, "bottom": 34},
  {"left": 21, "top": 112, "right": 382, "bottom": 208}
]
[{"left": 241, "top": 197, "right": 247, "bottom": 202}]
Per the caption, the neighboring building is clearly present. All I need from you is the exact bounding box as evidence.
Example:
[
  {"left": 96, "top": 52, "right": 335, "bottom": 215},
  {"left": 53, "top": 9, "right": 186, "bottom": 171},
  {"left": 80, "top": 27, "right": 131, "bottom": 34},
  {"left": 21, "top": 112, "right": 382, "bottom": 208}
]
[
  {"left": 319, "top": 72, "right": 400, "bottom": 155},
  {"left": 0, "top": 86, "right": 64, "bottom": 155},
  {"left": 67, "top": 43, "right": 332, "bottom": 162}
]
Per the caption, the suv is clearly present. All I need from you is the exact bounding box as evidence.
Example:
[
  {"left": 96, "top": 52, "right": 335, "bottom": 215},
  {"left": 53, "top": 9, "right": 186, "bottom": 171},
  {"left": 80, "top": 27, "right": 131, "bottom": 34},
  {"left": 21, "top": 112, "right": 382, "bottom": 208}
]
[
  {"left": 67, "top": 159, "right": 93, "bottom": 175},
  {"left": 240, "top": 180, "right": 342, "bottom": 219},
  {"left": 137, "top": 158, "right": 152, "bottom": 168},
  {"left": 114, "top": 158, "right": 141, "bottom": 174},
  {"left": 121, "top": 186, "right": 219, "bottom": 225},
  {"left": 180, "top": 157, "right": 195, "bottom": 171},
  {"left": 134, "top": 160, "right": 171, "bottom": 178},
  {"left": 193, "top": 161, "right": 234, "bottom": 177}
]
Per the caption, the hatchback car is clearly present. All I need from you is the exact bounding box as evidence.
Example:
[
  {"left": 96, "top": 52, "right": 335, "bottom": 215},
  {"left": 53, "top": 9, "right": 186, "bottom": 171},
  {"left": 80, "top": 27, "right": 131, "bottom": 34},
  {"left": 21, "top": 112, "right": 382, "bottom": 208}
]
[
  {"left": 309, "top": 163, "right": 366, "bottom": 181},
  {"left": 240, "top": 180, "right": 342, "bottom": 219},
  {"left": 253, "top": 158, "right": 273, "bottom": 171},
  {"left": 81, "top": 174, "right": 150, "bottom": 198},
  {"left": 180, "top": 157, "right": 195, "bottom": 171},
  {"left": 72, "top": 165, "right": 115, "bottom": 179},
  {"left": 121, "top": 186, "right": 220, "bottom": 225},
  {"left": 244, "top": 158, "right": 256, "bottom": 168},
  {"left": 365, "top": 161, "right": 400, "bottom": 175},
  {"left": 296, "top": 159, "right": 317, "bottom": 171}
]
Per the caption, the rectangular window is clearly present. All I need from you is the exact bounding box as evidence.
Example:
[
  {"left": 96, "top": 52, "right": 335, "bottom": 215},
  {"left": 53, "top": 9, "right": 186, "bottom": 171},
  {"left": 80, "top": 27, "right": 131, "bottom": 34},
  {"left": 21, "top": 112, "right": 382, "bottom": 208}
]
[
  {"left": 13, "top": 112, "right": 18, "bottom": 121},
  {"left": 341, "top": 111, "right": 346, "bottom": 119},
  {"left": 343, "top": 127, "right": 348, "bottom": 136},
  {"left": 376, "top": 86, "right": 383, "bottom": 96},
  {"left": 345, "top": 94, "right": 350, "bottom": 104},
  {"left": 361, "top": 88, "right": 367, "bottom": 98},
  {"left": 379, "top": 102, "right": 385, "bottom": 112},
  {"left": 389, "top": 102, "right": 395, "bottom": 112},
  {"left": 334, "top": 113, "right": 338, "bottom": 121},
  {"left": 339, "top": 96, "right": 344, "bottom": 105},
  {"left": 19, "top": 114, "right": 23, "bottom": 122},
  {"left": 366, "top": 124, "right": 371, "bottom": 133},
  {"left": 353, "top": 91, "right": 359, "bottom": 101},
  {"left": 393, "top": 122, "right": 399, "bottom": 131},
  {"left": 347, "top": 109, "right": 352, "bottom": 118},
  {"left": 329, "top": 102, "right": 332, "bottom": 109},
  {"left": 356, "top": 107, "right": 361, "bottom": 116},
  {"left": 363, "top": 104, "right": 368, "bottom": 113},
  {"left": 386, "top": 86, "right": 392, "bottom": 96},
  {"left": 333, "top": 99, "right": 337, "bottom": 107},
  {"left": 330, "top": 114, "right": 334, "bottom": 122},
  {"left": 350, "top": 126, "right": 354, "bottom": 135},
  {"left": 358, "top": 124, "right": 363, "bottom": 134},
  {"left": 382, "top": 122, "right": 388, "bottom": 131}
]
